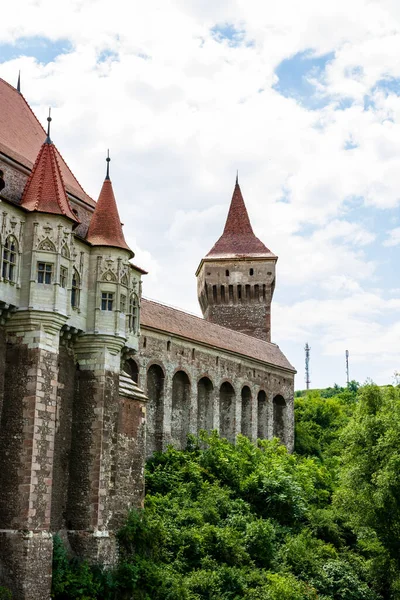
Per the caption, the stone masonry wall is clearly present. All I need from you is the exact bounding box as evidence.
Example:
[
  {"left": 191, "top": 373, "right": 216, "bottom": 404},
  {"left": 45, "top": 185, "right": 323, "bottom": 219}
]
[{"left": 138, "top": 329, "right": 295, "bottom": 457}]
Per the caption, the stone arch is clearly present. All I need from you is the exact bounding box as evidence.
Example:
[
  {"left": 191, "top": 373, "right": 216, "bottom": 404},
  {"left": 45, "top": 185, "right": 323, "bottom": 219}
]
[
  {"left": 273, "top": 394, "right": 286, "bottom": 442},
  {"left": 241, "top": 385, "right": 252, "bottom": 438},
  {"left": 197, "top": 377, "right": 214, "bottom": 433},
  {"left": 146, "top": 364, "right": 165, "bottom": 456},
  {"left": 124, "top": 358, "right": 138, "bottom": 383},
  {"left": 171, "top": 370, "right": 191, "bottom": 448},
  {"left": 61, "top": 242, "right": 70, "bottom": 258},
  {"left": 257, "top": 390, "right": 268, "bottom": 439},
  {"left": 219, "top": 381, "right": 236, "bottom": 443},
  {"left": 38, "top": 237, "right": 56, "bottom": 252}
]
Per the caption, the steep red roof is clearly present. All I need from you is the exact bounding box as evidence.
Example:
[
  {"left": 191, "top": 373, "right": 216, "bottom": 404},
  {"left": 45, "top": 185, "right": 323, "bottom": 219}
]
[
  {"left": 0, "top": 77, "right": 94, "bottom": 207},
  {"left": 86, "top": 175, "right": 133, "bottom": 255},
  {"left": 20, "top": 139, "right": 79, "bottom": 222},
  {"left": 206, "top": 181, "right": 275, "bottom": 258},
  {"left": 141, "top": 298, "right": 295, "bottom": 372}
]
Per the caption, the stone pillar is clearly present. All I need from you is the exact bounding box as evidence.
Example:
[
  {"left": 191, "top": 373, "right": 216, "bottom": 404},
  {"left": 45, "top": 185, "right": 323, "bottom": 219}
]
[
  {"left": 111, "top": 373, "right": 147, "bottom": 525},
  {"left": 66, "top": 334, "right": 123, "bottom": 565},
  {"left": 0, "top": 310, "right": 66, "bottom": 600}
]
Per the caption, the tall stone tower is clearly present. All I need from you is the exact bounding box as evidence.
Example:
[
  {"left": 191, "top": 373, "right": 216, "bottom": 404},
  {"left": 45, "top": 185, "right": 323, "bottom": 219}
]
[{"left": 196, "top": 177, "right": 277, "bottom": 342}]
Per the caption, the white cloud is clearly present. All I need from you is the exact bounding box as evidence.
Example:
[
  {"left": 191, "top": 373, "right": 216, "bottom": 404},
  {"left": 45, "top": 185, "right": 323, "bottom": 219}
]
[
  {"left": 0, "top": 0, "right": 399, "bottom": 386},
  {"left": 384, "top": 227, "right": 400, "bottom": 246}
]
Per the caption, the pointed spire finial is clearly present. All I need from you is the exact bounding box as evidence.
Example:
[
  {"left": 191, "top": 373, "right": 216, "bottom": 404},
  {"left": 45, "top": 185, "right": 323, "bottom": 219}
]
[
  {"left": 105, "top": 149, "right": 111, "bottom": 180},
  {"left": 236, "top": 170, "right": 239, "bottom": 185},
  {"left": 17, "top": 71, "right": 21, "bottom": 94},
  {"left": 45, "top": 108, "right": 52, "bottom": 144}
]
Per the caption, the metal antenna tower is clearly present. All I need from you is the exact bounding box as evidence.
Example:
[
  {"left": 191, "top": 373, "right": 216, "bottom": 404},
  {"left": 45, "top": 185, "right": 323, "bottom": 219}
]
[
  {"left": 305, "top": 343, "right": 311, "bottom": 390},
  {"left": 345, "top": 350, "right": 350, "bottom": 385}
]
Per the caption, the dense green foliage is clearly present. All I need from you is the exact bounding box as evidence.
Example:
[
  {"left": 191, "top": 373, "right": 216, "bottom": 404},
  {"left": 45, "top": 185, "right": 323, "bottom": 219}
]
[{"left": 52, "top": 383, "right": 400, "bottom": 600}]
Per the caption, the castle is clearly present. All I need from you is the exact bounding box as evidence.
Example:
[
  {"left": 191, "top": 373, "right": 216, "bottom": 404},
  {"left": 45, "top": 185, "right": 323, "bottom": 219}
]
[{"left": 0, "top": 77, "right": 295, "bottom": 599}]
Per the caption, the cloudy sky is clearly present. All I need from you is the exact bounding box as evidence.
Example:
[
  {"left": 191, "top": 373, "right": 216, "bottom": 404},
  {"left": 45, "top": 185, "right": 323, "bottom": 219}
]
[{"left": 1, "top": 0, "right": 399, "bottom": 388}]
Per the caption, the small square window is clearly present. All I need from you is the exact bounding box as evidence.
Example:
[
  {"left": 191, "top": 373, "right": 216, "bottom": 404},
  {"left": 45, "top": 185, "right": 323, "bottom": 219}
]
[
  {"left": 60, "top": 266, "right": 68, "bottom": 288},
  {"left": 101, "top": 292, "right": 114, "bottom": 311},
  {"left": 38, "top": 262, "right": 53, "bottom": 284}
]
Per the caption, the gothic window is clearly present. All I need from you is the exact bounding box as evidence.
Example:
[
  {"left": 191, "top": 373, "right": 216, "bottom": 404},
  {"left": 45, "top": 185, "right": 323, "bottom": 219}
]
[
  {"left": 2, "top": 236, "right": 17, "bottom": 282},
  {"left": 101, "top": 291, "right": 114, "bottom": 311},
  {"left": 121, "top": 273, "right": 128, "bottom": 287},
  {"left": 102, "top": 270, "right": 117, "bottom": 282},
  {"left": 120, "top": 294, "right": 126, "bottom": 313},
  {"left": 71, "top": 269, "right": 80, "bottom": 309},
  {"left": 60, "top": 266, "right": 68, "bottom": 288},
  {"left": 128, "top": 294, "right": 138, "bottom": 332}
]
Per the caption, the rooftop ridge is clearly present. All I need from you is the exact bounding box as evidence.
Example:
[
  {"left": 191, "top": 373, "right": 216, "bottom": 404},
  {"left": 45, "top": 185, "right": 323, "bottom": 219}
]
[{"left": 142, "top": 296, "right": 281, "bottom": 349}]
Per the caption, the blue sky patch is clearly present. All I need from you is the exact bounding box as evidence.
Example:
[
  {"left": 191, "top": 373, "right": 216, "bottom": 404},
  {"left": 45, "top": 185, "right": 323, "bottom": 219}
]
[
  {"left": 97, "top": 49, "right": 119, "bottom": 64},
  {"left": 0, "top": 36, "right": 73, "bottom": 65},
  {"left": 273, "top": 50, "right": 335, "bottom": 109},
  {"left": 211, "top": 23, "right": 248, "bottom": 47}
]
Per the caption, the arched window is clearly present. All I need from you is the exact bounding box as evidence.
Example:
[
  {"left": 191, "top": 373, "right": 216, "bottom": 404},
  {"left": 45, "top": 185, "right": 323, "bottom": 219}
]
[
  {"left": 2, "top": 236, "right": 17, "bottom": 282},
  {"left": 128, "top": 294, "right": 138, "bottom": 332},
  {"left": 273, "top": 395, "right": 286, "bottom": 442},
  {"left": 241, "top": 386, "right": 252, "bottom": 438},
  {"left": 61, "top": 243, "right": 70, "bottom": 258},
  {"left": 71, "top": 269, "right": 80, "bottom": 309}
]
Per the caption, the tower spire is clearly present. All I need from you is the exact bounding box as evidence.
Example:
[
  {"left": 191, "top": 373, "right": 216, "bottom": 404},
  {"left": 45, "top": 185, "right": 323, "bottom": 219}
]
[
  {"left": 17, "top": 71, "right": 21, "bottom": 94},
  {"left": 236, "top": 170, "right": 238, "bottom": 185},
  {"left": 45, "top": 108, "right": 52, "bottom": 144},
  {"left": 105, "top": 149, "right": 110, "bottom": 180},
  {"left": 86, "top": 156, "right": 133, "bottom": 256}
]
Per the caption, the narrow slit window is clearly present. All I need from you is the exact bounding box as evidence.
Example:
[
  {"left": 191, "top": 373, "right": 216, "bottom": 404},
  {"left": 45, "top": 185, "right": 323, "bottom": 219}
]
[
  {"left": 128, "top": 295, "right": 138, "bottom": 332},
  {"left": 120, "top": 294, "right": 126, "bottom": 313},
  {"left": 212, "top": 285, "right": 217, "bottom": 302},
  {"left": 60, "top": 266, "right": 68, "bottom": 288},
  {"left": 101, "top": 292, "right": 114, "bottom": 311},
  {"left": 225, "top": 269, "right": 229, "bottom": 276},
  {"left": 38, "top": 262, "right": 53, "bottom": 284},
  {"left": 229, "top": 285, "right": 233, "bottom": 302},
  {"left": 237, "top": 284, "right": 242, "bottom": 300},
  {"left": 249, "top": 268, "right": 254, "bottom": 276},
  {"left": 221, "top": 285, "right": 225, "bottom": 302},
  {"left": 71, "top": 270, "right": 80, "bottom": 308}
]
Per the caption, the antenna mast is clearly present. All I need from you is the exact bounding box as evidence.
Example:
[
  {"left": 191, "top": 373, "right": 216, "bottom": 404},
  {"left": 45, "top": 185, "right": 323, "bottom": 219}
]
[
  {"left": 345, "top": 349, "right": 350, "bottom": 385},
  {"left": 305, "top": 343, "right": 311, "bottom": 390}
]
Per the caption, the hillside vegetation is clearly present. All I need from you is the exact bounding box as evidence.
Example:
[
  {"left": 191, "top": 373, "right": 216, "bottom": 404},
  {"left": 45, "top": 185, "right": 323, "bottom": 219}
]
[{"left": 52, "top": 383, "right": 400, "bottom": 600}]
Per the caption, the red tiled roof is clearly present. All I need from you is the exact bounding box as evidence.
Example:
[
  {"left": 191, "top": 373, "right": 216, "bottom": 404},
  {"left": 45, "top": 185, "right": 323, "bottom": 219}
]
[
  {"left": 206, "top": 181, "right": 275, "bottom": 259},
  {"left": 86, "top": 177, "right": 133, "bottom": 255},
  {"left": 140, "top": 298, "right": 295, "bottom": 372},
  {"left": 0, "top": 77, "right": 94, "bottom": 208},
  {"left": 21, "top": 140, "right": 79, "bottom": 222}
]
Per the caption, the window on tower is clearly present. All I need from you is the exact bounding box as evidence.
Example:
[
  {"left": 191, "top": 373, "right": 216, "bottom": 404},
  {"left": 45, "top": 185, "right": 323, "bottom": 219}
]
[
  {"left": 249, "top": 268, "right": 254, "bottom": 276},
  {"left": 60, "top": 266, "right": 68, "bottom": 288},
  {"left": 2, "top": 236, "right": 17, "bottom": 282},
  {"left": 37, "top": 262, "right": 53, "bottom": 284},
  {"left": 101, "top": 292, "right": 114, "bottom": 311},
  {"left": 71, "top": 269, "right": 80, "bottom": 309}
]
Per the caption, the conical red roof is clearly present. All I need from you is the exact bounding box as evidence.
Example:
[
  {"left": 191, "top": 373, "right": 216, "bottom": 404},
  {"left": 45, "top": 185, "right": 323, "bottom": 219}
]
[
  {"left": 206, "top": 180, "right": 274, "bottom": 258},
  {"left": 20, "top": 140, "right": 79, "bottom": 222},
  {"left": 86, "top": 176, "right": 133, "bottom": 256}
]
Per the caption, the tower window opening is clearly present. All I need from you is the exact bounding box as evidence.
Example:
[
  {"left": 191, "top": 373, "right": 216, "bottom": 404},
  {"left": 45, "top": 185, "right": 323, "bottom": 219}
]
[
  {"left": 143, "top": 337, "right": 147, "bottom": 348},
  {"left": 249, "top": 268, "right": 254, "bottom": 276},
  {"left": 192, "top": 348, "right": 195, "bottom": 360},
  {"left": 225, "top": 269, "right": 229, "bottom": 276},
  {"left": 221, "top": 285, "right": 225, "bottom": 302},
  {"left": 71, "top": 270, "right": 80, "bottom": 308},
  {"left": 128, "top": 294, "right": 138, "bottom": 332},
  {"left": 120, "top": 294, "right": 126, "bottom": 313},
  {"left": 59, "top": 266, "right": 68, "bottom": 288},
  {"left": 254, "top": 284, "right": 259, "bottom": 300},
  {"left": 101, "top": 292, "right": 114, "bottom": 311},
  {"left": 212, "top": 285, "right": 217, "bottom": 303},
  {"left": 245, "top": 284, "right": 251, "bottom": 300},
  {"left": 229, "top": 285, "right": 233, "bottom": 302},
  {"left": 262, "top": 284, "right": 266, "bottom": 300},
  {"left": 237, "top": 285, "right": 242, "bottom": 301},
  {"left": 37, "top": 262, "right": 53, "bottom": 284},
  {"left": 2, "top": 236, "right": 17, "bottom": 282},
  {"left": 216, "top": 356, "right": 219, "bottom": 366},
  {"left": 167, "top": 340, "right": 171, "bottom": 351}
]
